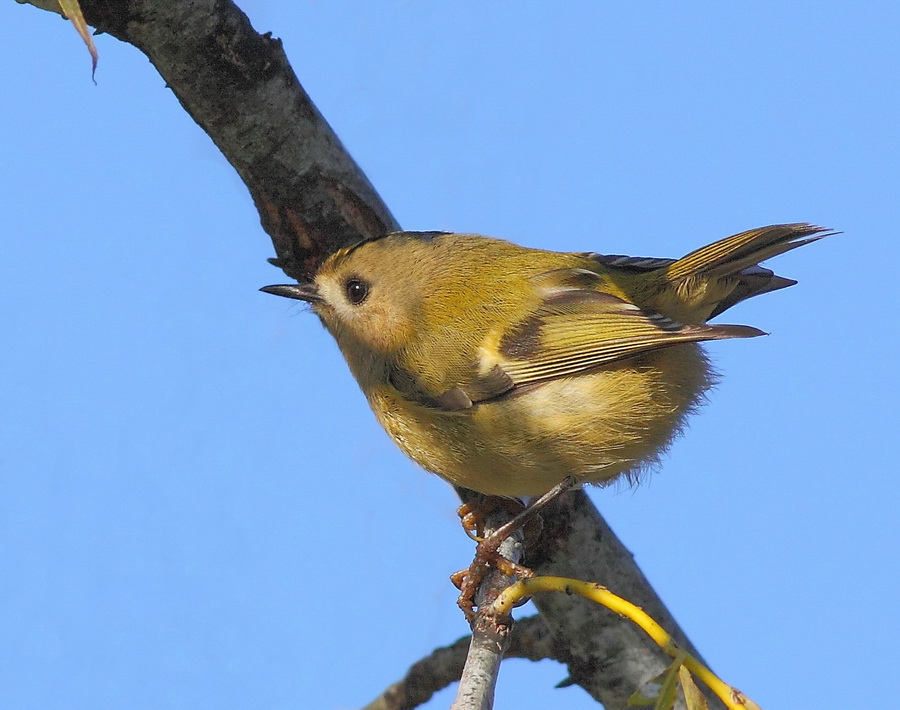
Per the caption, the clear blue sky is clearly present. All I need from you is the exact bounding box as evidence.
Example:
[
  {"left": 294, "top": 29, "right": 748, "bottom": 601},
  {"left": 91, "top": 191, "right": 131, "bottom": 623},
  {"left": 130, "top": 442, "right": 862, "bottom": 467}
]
[{"left": 2, "top": 3, "right": 895, "bottom": 709}]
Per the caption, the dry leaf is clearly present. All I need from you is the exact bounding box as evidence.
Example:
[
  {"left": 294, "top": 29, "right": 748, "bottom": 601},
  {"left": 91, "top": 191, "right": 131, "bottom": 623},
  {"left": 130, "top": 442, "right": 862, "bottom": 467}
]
[{"left": 57, "top": 0, "right": 98, "bottom": 77}]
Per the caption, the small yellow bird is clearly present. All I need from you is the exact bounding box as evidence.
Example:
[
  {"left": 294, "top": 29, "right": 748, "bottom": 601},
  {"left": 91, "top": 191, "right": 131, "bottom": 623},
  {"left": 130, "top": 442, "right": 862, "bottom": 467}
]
[{"left": 262, "top": 223, "right": 828, "bottom": 498}]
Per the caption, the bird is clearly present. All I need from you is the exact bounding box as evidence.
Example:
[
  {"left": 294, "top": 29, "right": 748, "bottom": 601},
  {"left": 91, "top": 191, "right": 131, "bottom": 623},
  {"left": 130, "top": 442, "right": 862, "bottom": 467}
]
[{"left": 262, "top": 223, "right": 830, "bottom": 499}]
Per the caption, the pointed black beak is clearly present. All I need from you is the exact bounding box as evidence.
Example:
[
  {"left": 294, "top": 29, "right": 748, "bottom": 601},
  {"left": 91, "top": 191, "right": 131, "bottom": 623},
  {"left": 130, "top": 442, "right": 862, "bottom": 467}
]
[{"left": 259, "top": 283, "right": 322, "bottom": 303}]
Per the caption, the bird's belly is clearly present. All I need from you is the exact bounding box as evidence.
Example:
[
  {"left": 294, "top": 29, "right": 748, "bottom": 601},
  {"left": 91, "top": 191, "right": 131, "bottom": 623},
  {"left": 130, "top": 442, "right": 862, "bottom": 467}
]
[{"left": 371, "top": 344, "right": 713, "bottom": 497}]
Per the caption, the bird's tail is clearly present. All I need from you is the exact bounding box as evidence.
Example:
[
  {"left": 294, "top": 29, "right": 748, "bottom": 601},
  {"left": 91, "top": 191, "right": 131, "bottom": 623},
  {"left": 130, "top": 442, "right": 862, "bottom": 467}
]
[{"left": 663, "top": 223, "right": 834, "bottom": 320}]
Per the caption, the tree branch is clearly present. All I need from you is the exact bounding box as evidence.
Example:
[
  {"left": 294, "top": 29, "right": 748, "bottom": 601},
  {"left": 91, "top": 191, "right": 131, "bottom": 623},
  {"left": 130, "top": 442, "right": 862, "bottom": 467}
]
[
  {"left": 20, "top": 0, "right": 398, "bottom": 279},
  {"left": 450, "top": 506, "right": 526, "bottom": 710},
  {"left": 363, "top": 616, "right": 557, "bottom": 710},
  {"left": 525, "top": 491, "right": 724, "bottom": 709},
  {"left": 18, "top": 1, "right": 723, "bottom": 707}
]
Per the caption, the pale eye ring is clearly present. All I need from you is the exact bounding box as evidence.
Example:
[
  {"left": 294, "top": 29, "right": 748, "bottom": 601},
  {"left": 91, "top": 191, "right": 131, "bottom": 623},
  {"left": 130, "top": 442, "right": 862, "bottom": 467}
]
[{"left": 345, "top": 278, "right": 369, "bottom": 305}]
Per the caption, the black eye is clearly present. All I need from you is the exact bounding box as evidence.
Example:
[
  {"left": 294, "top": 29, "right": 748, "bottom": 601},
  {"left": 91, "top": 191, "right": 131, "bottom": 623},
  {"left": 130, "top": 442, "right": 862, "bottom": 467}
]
[{"left": 345, "top": 278, "right": 369, "bottom": 305}]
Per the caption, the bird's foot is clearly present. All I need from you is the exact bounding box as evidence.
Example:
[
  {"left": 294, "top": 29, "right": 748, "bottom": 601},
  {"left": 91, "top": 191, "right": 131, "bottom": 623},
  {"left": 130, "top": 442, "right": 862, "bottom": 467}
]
[{"left": 452, "top": 476, "right": 579, "bottom": 621}]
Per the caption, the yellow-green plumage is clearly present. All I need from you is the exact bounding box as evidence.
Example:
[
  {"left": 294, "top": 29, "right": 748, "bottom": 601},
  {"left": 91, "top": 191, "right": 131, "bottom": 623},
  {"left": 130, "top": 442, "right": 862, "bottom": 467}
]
[{"left": 265, "top": 223, "right": 829, "bottom": 497}]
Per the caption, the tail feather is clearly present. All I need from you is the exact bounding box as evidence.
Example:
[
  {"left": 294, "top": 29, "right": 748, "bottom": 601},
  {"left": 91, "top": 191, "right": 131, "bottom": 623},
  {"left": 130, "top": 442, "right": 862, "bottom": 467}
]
[
  {"left": 661, "top": 223, "right": 834, "bottom": 319},
  {"left": 595, "top": 222, "right": 833, "bottom": 322},
  {"left": 666, "top": 223, "right": 833, "bottom": 282},
  {"left": 706, "top": 266, "right": 796, "bottom": 319}
]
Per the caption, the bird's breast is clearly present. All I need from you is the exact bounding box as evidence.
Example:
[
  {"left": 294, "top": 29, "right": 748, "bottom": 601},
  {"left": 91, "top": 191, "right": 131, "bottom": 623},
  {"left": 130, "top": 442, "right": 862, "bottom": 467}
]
[{"left": 365, "top": 344, "right": 714, "bottom": 497}]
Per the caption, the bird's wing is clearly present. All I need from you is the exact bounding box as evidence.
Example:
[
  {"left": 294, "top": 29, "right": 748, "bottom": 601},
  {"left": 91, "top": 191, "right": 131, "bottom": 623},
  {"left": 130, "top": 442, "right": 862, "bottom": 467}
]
[{"left": 431, "top": 268, "right": 763, "bottom": 410}]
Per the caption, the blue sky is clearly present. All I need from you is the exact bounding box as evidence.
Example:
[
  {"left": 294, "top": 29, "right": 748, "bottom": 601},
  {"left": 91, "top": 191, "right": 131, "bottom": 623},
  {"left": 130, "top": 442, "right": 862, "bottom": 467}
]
[{"left": 1, "top": 3, "right": 896, "bottom": 709}]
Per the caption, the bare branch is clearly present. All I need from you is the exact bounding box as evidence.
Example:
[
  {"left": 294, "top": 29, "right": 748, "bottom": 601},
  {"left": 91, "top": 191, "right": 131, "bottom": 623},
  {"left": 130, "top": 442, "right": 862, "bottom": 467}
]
[
  {"left": 363, "top": 616, "right": 556, "bottom": 710},
  {"left": 526, "top": 492, "right": 725, "bottom": 709},
  {"left": 18, "top": 0, "right": 398, "bottom": 280},
  {"left": 362, "top": 633, "right": 468, "bottom": 710},
  {"left": 450, "top": 506, "right": 526, "bottom": 710}
]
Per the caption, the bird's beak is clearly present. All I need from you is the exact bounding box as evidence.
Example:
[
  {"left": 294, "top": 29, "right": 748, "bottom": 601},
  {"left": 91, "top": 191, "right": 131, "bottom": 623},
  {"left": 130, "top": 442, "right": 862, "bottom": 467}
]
[{"left": 259, "top": 283, "right": 323, "bottom": 303}]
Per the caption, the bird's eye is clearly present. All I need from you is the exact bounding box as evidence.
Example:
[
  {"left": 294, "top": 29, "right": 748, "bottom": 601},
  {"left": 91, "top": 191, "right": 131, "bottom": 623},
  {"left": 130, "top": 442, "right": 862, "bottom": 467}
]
[{"left": 345, "top": 278, "right": 369, "bottom": 305}]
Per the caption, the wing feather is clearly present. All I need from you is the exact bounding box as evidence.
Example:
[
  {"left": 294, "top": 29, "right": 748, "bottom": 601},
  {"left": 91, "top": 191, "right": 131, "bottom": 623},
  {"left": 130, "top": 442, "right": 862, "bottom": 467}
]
[
  {"left": 491, "top": 269, "right": 763, "bottom": 388},
  {"left": 424, "top": 268, "right": 763, "bottom": 410}
]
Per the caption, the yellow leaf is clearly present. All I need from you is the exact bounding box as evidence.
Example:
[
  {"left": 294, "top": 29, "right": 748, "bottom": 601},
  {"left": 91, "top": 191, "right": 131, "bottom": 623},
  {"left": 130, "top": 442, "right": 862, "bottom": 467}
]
[
  {"left": 57, "top": 0, "right": 98, "bottom": 77},
  {"left": 678, "top": 667, "right": 709, "bottom": 710}
]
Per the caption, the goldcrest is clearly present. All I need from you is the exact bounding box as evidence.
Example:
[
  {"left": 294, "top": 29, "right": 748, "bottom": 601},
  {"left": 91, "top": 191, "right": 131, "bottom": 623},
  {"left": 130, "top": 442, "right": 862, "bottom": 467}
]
[{"left": 263, "top": 224, "right": 828, "bottom": 497}]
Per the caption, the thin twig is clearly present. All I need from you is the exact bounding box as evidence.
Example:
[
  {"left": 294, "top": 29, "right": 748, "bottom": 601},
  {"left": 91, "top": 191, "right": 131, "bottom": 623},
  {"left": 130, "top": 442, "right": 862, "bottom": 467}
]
[
  {"left": 449, "top": 506, "right": 526, "bottom": 710},
  {"left": 493, "top": 577, "right": 757, "bottom": 710}
]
